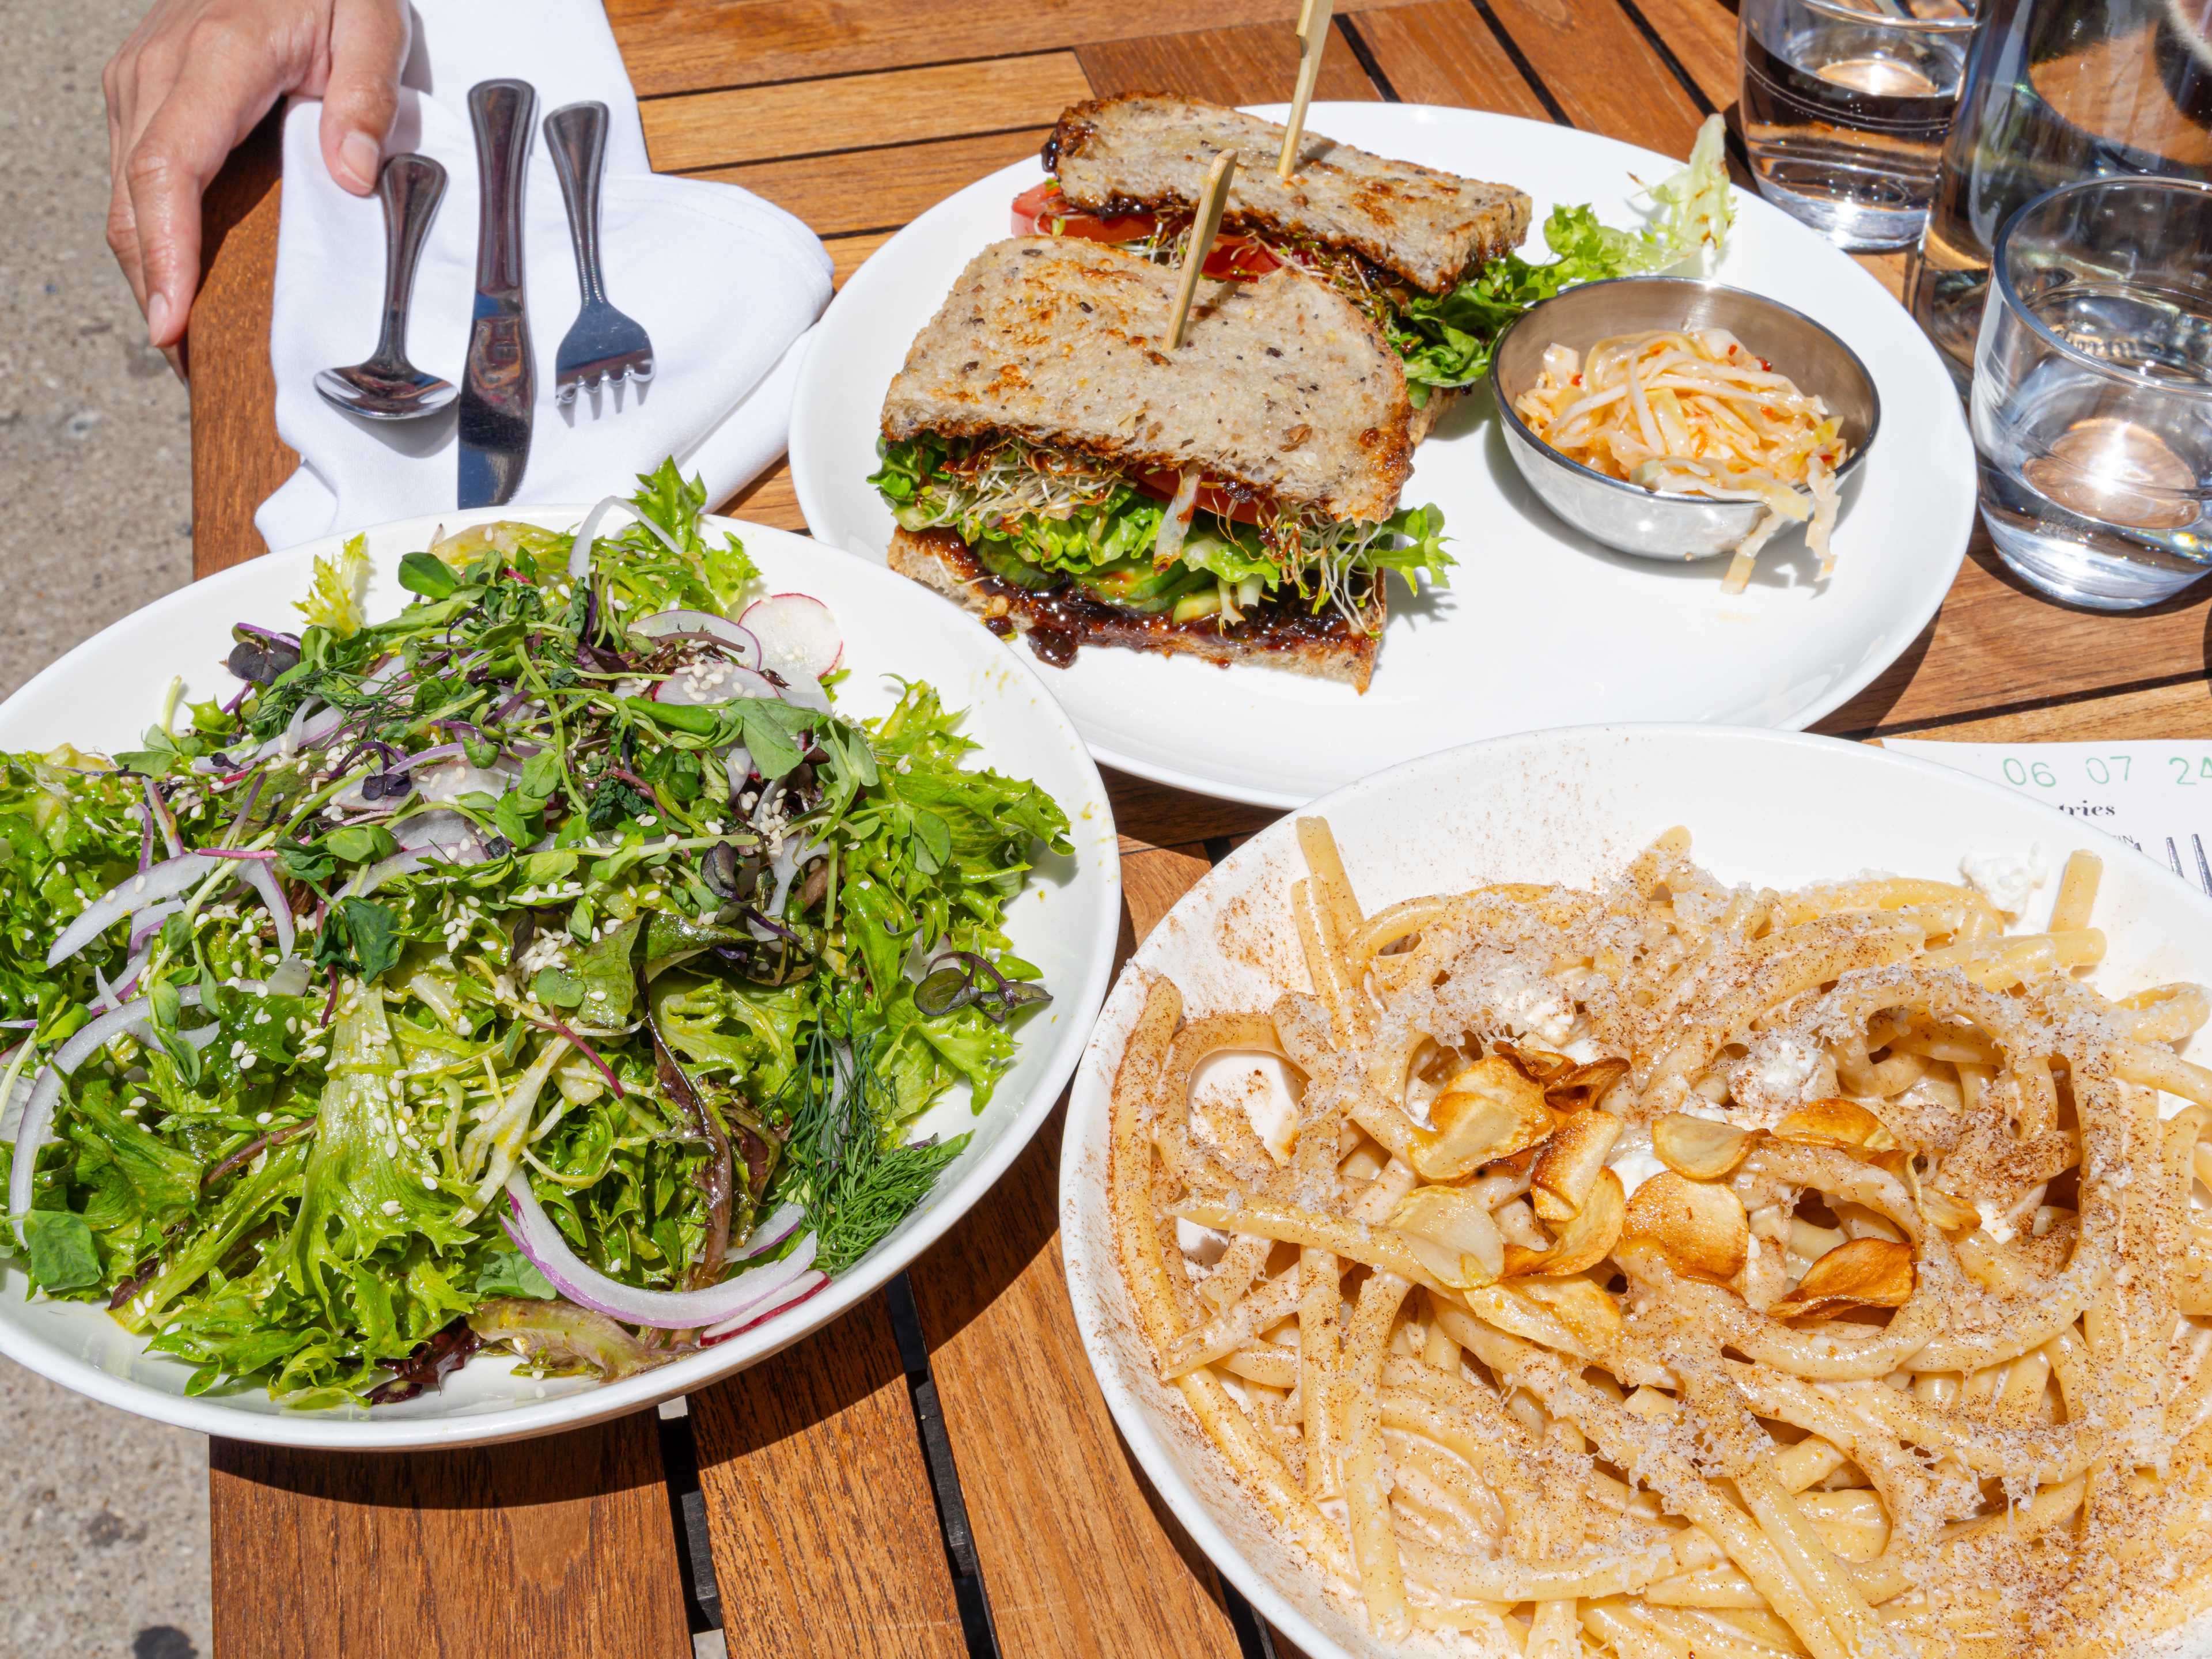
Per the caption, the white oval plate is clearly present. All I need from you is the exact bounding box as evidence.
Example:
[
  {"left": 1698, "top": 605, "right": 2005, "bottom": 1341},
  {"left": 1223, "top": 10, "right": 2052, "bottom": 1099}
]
[
  {"left": 790, "top": 104, "right": 1975, "bottom": 809},
  {"left": 1058, "top": 725, "right": 2212, "bottom": 1659},
  {"left": 0, "top": 507, "right": 1121, "bottom": 1450}
]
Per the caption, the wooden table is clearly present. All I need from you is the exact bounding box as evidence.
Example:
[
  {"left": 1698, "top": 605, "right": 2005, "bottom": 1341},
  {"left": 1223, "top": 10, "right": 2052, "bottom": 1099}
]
[{"left": 180, "top": 1, "right": 2212, "bottom": 1654}]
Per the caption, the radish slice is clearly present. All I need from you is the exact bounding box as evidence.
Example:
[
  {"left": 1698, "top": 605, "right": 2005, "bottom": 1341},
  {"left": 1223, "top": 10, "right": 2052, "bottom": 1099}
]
[
  {"left": 777, "top": 677, "right": 833, "bottom": 717},
  {"left": 655, "top": 660, "right": 782, "bottom": 708},
  {"left": 630, "top": 611, "right": 763, "bottom": 668},
  {"left": 740, "top": 594, "right": 842, "bottom": 681},
  {"left": 501, "top": 1170, "right": 816, "bottom": 1328},
  {"left": 700, "top": 1270, "right": 828, "bottom": 1343}
]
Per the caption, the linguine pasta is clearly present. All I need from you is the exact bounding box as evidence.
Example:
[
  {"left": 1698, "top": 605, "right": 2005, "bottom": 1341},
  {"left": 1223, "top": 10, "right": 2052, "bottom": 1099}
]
[
  {"left": 1108, "top": 821, "right": 2212, "bottom": 1658},
  {"left": 1512, "top": 330, "right": 1850, "bottom": 594}
]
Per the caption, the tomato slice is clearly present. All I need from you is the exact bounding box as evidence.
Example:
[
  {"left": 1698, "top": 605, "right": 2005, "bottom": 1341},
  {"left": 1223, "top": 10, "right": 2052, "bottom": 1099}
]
[
  {"left": 1010, "top": 184, "right": 1282, "bottom": 283},
  {"left": 1133, "top": 470, "right": 1266, "bottom": 527},
  {"left": 1202, "top": 237, "right": 1281, "bottom": 279},
  {"left": 1010, "top": 181, "right": 1157, "bottom": 241}
]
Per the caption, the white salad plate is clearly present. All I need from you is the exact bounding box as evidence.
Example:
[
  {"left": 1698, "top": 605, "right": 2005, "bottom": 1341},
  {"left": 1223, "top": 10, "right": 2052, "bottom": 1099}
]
[
  {"left": 0, "top": 507, "right": 1122, "bottom": 1450},
  {"left": 1058, "top": 725, "right": 2212, "bottom": 1659},
  {"left": 789, "top": 104, "right": 1976, "bottom": 809}
]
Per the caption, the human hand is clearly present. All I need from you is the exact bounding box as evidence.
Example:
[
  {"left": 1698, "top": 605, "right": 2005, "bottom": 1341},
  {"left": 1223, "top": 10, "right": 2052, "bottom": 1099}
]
[{"left": 104, "top": 0, "right": 410, "bottom": 365}]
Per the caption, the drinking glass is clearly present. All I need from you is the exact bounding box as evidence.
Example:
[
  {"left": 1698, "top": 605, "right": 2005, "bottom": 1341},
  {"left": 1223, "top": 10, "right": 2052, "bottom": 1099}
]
[
  {"left": 1739, "top": 0, "right": 1979, "bottom": 251},
  {"left": 1910, "top": 0, "right": 2212, "bottom": 390},
  {"left": 1971, "top": 177, "right": 2212, "bottom": 609}
]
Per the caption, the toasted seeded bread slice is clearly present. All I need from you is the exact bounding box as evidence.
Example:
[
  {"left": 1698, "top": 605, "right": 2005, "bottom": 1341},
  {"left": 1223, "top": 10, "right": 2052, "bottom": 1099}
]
[
  {"left": 1047, "top": 94, "right": 1532, "bottom": 297},
  {"left": 888, "top": 527, "right": 1382, "bottom": 690},
  {"left": 1407, "top": 386, "right": 1465, "bottom": 446},
  {"left": 880, "top": 237, "right": 1412, "bottom": 524}
]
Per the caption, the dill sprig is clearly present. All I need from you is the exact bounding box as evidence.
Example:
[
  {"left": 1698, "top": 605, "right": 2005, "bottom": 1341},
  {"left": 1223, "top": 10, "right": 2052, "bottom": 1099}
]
[{"left": 775, "top": 1023, "right": 965, "bottom": 1276}]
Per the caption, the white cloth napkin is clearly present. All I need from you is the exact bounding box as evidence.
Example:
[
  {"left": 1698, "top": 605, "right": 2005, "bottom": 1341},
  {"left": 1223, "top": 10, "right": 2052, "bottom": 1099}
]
[{"left": 255, "top": 0, "right": 832, "bottom": 552}]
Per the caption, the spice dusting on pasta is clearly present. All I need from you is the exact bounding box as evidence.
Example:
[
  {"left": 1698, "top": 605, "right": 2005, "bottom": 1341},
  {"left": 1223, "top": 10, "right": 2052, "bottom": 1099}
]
[{"left": 1109, "top": 819, "right": 2212, "bottom": 1656}]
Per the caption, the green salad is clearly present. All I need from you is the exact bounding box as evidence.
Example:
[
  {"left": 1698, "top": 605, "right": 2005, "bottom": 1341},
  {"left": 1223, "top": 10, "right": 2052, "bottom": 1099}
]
[
  {"left": 0, "top": 463, "right": 1068, "bottom": 1408},
  {"left": 1382, "top": 113, "right": 1737, "bottom": 402},
  {"left": 872, "top": 433, "right": 1451, "bottom": 631}
]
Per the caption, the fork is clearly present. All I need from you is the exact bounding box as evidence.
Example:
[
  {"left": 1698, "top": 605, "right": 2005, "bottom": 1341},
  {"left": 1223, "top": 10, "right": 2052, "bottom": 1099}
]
[{"left": 544, "top": 101, "right": 654, "bottom": 401}]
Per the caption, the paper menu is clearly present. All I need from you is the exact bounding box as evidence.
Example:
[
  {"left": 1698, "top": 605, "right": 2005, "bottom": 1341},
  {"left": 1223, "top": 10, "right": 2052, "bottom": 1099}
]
[{"left": 1884, "top": 739, "right": 2212, "bottom": 896}]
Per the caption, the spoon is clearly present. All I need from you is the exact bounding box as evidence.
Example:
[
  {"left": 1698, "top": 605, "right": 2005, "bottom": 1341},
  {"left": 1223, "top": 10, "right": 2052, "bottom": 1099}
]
[{"left": 315, "top": 153, "right": 456, "bottom": 420}]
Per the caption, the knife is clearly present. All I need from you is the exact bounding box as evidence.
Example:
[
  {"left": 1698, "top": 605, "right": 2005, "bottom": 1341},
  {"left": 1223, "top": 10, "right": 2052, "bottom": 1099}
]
[{"left": 458, "top": 78, "right": 537, "bottom": 509}]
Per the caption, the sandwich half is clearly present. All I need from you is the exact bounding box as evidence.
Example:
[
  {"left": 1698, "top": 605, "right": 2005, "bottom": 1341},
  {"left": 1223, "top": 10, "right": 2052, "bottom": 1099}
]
[
  {"left": 872, "top": 236, "right": 1448, "bottom": 690},
  {"left": 1017, "top": 93, "right": 1533, "bottom": 435}
]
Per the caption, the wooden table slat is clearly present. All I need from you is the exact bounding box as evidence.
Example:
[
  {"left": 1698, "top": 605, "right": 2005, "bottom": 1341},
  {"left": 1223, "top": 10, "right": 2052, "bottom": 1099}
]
[
  {"left": 1873, "top": 673, "right": 2212, "bottom": 745},
  {"left": 641, "top": 52, "right": 1094, "bottom": 172},
  {"left": 190, "top": 112, "right": 293, "bottom": 579},
  {"left": 1350, "top": 1, "right": 1555, "bottom": 119},
  {"left": 1075, "top": 17, "right": 1381, "bottom": 105},
  {"left": 720, "top": 456, "right": 809, "bottom": 533},
  {"left": 695, "top": 126, "right": 1056, "bottom": 238},
  {"left": 1478, "top": 0, "right": 1709, "bottom": 152},
  {"left": 607, "top": 0, "right": 1431, "bottom": 99},
  {"left": 690, "top": 1293, "right": 969, "bottom": 1658},
  {"left": 1618, "top": 0, "right": 1740, "bottom": 112},
  {"left": 829, "top": 229, "right": 902, "bottom": 288},
  {"left": 1821, "top": 547, "right": 2212, "bottom": 736},
  {"left": 210, "top": 1417, "right": 692, "bottom": 1658},
  {"left": 903, "top": 843, "right": 1223, "bottom": 1659}
]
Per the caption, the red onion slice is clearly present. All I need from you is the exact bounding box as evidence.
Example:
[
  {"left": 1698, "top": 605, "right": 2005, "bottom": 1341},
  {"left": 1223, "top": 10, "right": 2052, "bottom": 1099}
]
[
  {"left": 127, "top": 902, "right": 181, "bottom": 953},
  {"left": 50, "top": 852, "right": 297, "bottom": 972},
  {"left": 566, "top": 495, "right": 687, "bottom": 581},
  {"left": 700, "top": 1271, "right": 828, "bottom": 1344},
  {"left": 392, "top": 808, "right": 486, "bottom": 855},
  {"left": 654, "top": 660, "right": 781, "bottom": 708},
  {"left": 8, "top": 988, "right": 211, "bottom": 1243},
  {"left": 142, "top": 780, "right": 183, "bottom": 859},
  {"left": 501, "top": 1171, "right": 816, "bottom": 1329},
  {"left": 46, "top": 855, "right": 224, "bottom": 968},
  {"left": 354, "top": 850, "right": 429, "bottom": 896},
  {"left": 280, "top": 698, "right": 344, "bottom": 759},
  {"left": 734, "top": 1200, "right": 806, "bottom": 1260},
  {"left": 767, "top": 838, "right": 826, "bottom": 919},
  {"left": 630, "top": 611, "right": 764, "bottom": 669},
  {"left": 236, "top": 859, "right": 297, "bottom": 963}
]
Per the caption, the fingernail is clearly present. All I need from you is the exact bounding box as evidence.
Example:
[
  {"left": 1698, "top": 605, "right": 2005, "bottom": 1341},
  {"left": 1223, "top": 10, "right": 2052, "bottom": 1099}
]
[
  {"left": 146, "top": 292, "right": 173, "bottom": 342},
  {"left": 339, "top": 132, "right": 381, "bottom": 191}
]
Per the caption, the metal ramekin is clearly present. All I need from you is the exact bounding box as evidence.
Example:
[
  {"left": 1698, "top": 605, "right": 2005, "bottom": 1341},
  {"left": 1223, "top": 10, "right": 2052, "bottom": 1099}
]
[{"left": 1486, "top": 276, "right": 1881, "bottom": 563}]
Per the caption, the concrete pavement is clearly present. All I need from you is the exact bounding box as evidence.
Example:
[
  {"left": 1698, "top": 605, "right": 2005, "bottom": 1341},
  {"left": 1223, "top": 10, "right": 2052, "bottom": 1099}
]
[{"left": 1, "top": 3, "right": 209, "bottom": 1655}]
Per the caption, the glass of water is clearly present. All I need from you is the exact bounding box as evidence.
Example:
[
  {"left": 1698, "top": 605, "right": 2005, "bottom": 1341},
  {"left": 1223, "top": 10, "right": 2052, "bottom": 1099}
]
[
  {"left": 1740, "top": 0, "right": 1979, "bottom": 250},
  {"left": 1972, "top": 176, "right": 2212, "bottom": 609}
]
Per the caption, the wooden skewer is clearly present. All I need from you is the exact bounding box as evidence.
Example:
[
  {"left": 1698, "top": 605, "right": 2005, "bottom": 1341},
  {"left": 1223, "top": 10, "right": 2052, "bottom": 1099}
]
[
  {"left": 1168, "top": 149, "right": 1238, "bottom": 350},
  {"left": 1278, "top": 0, "right": 1334, "bottom": 179}
]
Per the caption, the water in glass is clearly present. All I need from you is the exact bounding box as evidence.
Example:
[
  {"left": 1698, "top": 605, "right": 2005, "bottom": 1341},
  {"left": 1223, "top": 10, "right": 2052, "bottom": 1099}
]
[
  {"left": 1911, "top": 0, "right": 2212, "bottom": 388},
  {"left": 1972, "top": 179, "right": 2212, "bottom": 609},
  {"left": 1740, "top": 0, "right": 1976, "bottom": 251}
]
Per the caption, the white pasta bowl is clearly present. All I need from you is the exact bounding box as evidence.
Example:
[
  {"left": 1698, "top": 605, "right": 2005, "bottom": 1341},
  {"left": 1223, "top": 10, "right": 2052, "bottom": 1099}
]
[
  {"left": 0, "top": 508, "right": 1121, "bottom": 1450},
  {"left": 1058, "top": 724, "right": 2212, "bottom": 1659}
]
